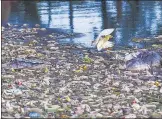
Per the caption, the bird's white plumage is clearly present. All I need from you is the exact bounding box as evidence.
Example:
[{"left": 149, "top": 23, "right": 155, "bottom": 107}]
[
  {"left": 93, "top": 28, "right": 115, "bottom": 51},
  {"left": 97, "top": 41, "right": 114, "bottom": 51},
  {"left": 94, "top": 28, "right": 114, "bottom": 45}
]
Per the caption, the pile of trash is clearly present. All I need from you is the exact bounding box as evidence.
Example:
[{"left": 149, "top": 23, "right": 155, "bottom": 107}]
[{"left": 2, "top": 24, "right": 162, "bottom": 118}]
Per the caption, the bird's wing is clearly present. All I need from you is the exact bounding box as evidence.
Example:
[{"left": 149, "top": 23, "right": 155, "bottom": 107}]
[
  {"left": 94, "top": 28, "right": 115, "bottom": 45},
  {"left": 97, "top": 41, "right": 114, "bottom": 51},
  {"left": 102, "top": 41, "right": 114, "bottom": 49},
  {"left": 97, "top": 38, "right": 106, "bottom": 51},
  {"left": 99, "top": 29, "right": 114, "bottom": 36}
]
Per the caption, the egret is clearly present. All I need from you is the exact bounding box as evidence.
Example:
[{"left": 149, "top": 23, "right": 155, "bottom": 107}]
[{"left": 92, "top": 28, "right": 115, "bottom": 51}]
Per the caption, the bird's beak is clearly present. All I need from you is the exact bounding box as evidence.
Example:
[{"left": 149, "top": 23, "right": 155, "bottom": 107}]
[{"left": 91, "top": 40, "right": 95, "bottom": 46}]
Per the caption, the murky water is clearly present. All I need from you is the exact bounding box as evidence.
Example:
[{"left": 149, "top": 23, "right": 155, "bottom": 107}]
[{"left": 7, "top": 0, "right": 162, "bottom": 49}]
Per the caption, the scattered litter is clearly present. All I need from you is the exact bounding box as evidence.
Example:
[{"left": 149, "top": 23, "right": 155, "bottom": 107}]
[
  {"left": 29, "top": 112, "right": 40, "bottom": 118},
  {"left": 83, "top": 55, "right": 93, "bottom": 63},
  {"left": 2, "top": 25, "right": 162, "bottom": 118}
]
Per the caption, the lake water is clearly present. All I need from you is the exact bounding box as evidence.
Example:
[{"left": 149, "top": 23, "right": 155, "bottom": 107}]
[{"left": 8, "top": 0, "right": 162, "bottom": 49}]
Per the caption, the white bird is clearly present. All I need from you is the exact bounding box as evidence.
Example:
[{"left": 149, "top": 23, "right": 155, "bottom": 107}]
[{"left": 92, "top": 28, "right": 115, "bottom": 51}]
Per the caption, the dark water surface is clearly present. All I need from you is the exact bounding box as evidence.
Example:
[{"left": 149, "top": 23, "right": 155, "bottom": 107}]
[{"left": 8, "top": 0, "right": 162, "bottom": 49}]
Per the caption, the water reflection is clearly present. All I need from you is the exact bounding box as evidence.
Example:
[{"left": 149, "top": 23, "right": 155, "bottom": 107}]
[
  {"left": 5, "top": 0, "right": 162, "bottom": 49},
  {"left": 101, "top": 0, "right": 109, "bottom": 29},
  {"left": 47, "top": 1, "right": 52, "bottom": 27},
  {"left": 116, "top": 0, "right": 122, "bottom": 23},
  {"left": 69, "top": 0, "right": 74, "bottom": 31},
  {"left": 24, "top": 1, "right": 40, "bottom": 25},
  {"left": 2, "top": 1, "right": 12, "bottom": 25}
]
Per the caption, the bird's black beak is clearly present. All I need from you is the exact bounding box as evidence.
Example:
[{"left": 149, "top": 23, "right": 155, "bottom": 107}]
[{"left": 91, "top": 40, "right": 95, "bottom": 46}]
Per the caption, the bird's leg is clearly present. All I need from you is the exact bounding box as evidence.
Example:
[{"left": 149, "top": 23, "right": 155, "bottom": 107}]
[
  {"left": 115, "top": 53, "right": 121, "bottom": 75},
  {"left": 150, "top": 61, "right": 153, "bottom": 75}
]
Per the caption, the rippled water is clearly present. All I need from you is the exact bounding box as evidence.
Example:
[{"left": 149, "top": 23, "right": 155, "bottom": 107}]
[{"left": 8, "top": 0, "right": 162, "bottom": 49}]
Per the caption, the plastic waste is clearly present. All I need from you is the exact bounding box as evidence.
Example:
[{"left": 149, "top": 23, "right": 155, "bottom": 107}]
[{"left": 29, "top": 112, "right": 40, "bottom": 118}]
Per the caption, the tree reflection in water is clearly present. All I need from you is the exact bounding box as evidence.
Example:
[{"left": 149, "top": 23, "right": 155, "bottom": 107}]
[
  {"left": 3, "top": 0, "right": 162, "bottom": 48},
  {"left": 2, "top": 1, "right": 12, "bottom": 25}
]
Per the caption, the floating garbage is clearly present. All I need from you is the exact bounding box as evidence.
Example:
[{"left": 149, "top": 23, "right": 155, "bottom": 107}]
[
  {"left": 5, "top": 88, "right": 22, "bottom": 96},
  {"left": 29, "top": 112, "right": 40, "bottom": 118},
  {"left": 132, "top": 38, "right": 152, "bottom": 43},
  {"left": 15, "top": 81, "right": 22, "bottom": 86},
  {"left": 2, "top": 24, "right": 162, "bottom": 118},
  {"left": 60, "top": 114, "right": 69, "bottom": 118},
  {"left": 44, "top": 67, "right": 49, "bottom": 73},
  {"left": 125, "top": 50, "right": 161, "bottom": 71},
  {"left": 65, "top": 96, "right": 71, "bottom": 102},
  {"left": 125, "top": 114, "right": 137, "bottom": 118},
  {"left": 35, "top": 24, "right": 40, "bottom": 28},
  {"left": 75, "top": 105, "right": 85, "bottom": 115},
  {"left": 125, "top": 52, "right": 141, "bottom": 61},
  {"left": 7, "top": 58, "right": 44, "bottom": 69},
  {"left": 45, "top": 105, "right": 61, "bottom": 113},
  {"left": 154, "top": 81, "right": 161, "bottom": 87},
  {"left": 83, "top": 55, "right": 93, "bottom": 63},
  {"left": 75, "top": 65, "right": 88, "bottom": 73},
  {"left": 152, "top": 44, "right": 162, "bottom": 48},
  {"left": 140, "top": 51, "right": 161, "bottom": 67},
  {"left": 126, "top": 58, "right": 150, "bottom": 71}
]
